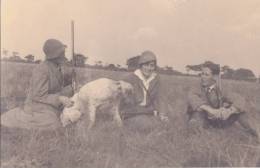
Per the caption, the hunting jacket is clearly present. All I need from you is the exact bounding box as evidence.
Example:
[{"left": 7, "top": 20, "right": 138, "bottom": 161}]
[
  {"left": 24, "top": 60, "right": 73, "bottom": 115},
  {"left": 187, "top": 81, "right": 246, "bottom": 113},
  {"left": 1, "top": 60, "right": 74, "bottom": 130}
]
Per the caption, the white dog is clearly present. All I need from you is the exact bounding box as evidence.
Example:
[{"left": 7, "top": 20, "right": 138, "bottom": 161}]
[{"left": 60, "top": 78, "right": 133, "bottom": 129}]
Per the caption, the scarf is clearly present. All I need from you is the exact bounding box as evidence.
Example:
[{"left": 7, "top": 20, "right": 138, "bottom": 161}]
[{"left": 134, "top": 69, "right": 157, "bottom": 106}]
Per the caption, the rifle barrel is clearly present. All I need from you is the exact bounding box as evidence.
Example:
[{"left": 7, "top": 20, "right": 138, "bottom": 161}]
[
  {"left": 71, "top": 20, "right": 77, "bottom": 91},
  {"left": 71, "top": 20, "right": 75, "bottom": 65}
]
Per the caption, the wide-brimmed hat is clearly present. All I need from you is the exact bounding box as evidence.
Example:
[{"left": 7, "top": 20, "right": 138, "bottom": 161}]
[
  {"left": 43, "top": 39, "right": 67, "bottom": 60},
  {"left": 138, "top": 50, "right": 157, "bottom": 65}
]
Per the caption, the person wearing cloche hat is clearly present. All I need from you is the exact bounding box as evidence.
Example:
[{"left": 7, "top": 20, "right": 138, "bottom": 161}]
[
  {"left": 43, "top": 39, "right": 67, "bottom": 60},
  {"left": 120, "top": 50, "right": 169, "bottom": 132},
  {"left": 1, "top": 39, "right": 74, "bottom": 131}
]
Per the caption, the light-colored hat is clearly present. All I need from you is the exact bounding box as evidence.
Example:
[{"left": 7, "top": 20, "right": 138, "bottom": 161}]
[
  {"left": 138, "top": 50, "right": 157, "bottom": 65},
  {"left": 43, "top": 39, "right": 67, "bottom": 60}
]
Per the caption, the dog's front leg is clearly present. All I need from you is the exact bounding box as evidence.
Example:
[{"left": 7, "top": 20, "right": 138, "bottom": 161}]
[
  {"left": 112, "top": 102, "right": 123, "bottom": 127},
  {"left": 88, "top": 104, "right": 96, "bottom": 130}
]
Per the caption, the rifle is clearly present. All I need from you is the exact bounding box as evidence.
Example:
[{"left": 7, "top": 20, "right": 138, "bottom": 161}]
[
  {"left": 217, "top": 64, "right": 222, "bottom": 92},
  {"left": 216, "top": 64, "right": 223, "bottom": 107},
  {"left": 71, "top": 20, "right": 77, "bottom": 92}
]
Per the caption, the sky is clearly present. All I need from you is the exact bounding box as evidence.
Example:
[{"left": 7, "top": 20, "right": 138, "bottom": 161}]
[{"left": 1, "top": 0, "right": 260, "bottom": 75}]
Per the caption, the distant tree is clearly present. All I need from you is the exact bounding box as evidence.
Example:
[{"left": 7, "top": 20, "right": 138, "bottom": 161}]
[
  {"left": 186, "top": 66, "right": 191, "bottom": 74},
  {"left": 126, "top": 55, "right": 140, "bottom": 71},
  {"left": 232, "top": 68, "right": 256, "bottom": 81},
  {"left": 97, "top": 61, "right": 102, "bottom": 66},
  {"left": 165, "top": 66, "right": 173, "bottom": 71},
  {"left": 8, "top": 56, "right": 24, "bottom": 62},
  {"left": 157, "top": 66, "right": 183, "bottom": 75},
  {"left": 2, "top": 57, "right": 9, "bottom": 61},
  {"left": 34, "top": 59, "right": 42, "bottom": 64},
  {"left": 163, "top": 66, "right": 174, "bottom": 74},
  {"left": 221, "top": 65, "right": 235, "bottom": 79},
  {"left": 106, "top": 64, "right": 117, "bottom": 71},
  {"left": 74, "top": 53, "right": 88, "bottom": 67},
  {"left": 94, "top": 60, "right": 103, "bottom": 68},
  {"left": 1, "top": 51, "right": 25, "bottom": 62},
  {"left": 24, "top": 54, "right": 35, "bottom": 62},
  {"left": 12, "top": 51, "right": 19, "bottom": 57},
  {"left": 221, "top": 65, "right": 230, "bottom": 72}
]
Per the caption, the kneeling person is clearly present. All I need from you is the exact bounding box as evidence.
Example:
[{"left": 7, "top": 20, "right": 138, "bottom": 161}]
[{"left": 1, "top": 39, "right": 74, "bottom": 131}]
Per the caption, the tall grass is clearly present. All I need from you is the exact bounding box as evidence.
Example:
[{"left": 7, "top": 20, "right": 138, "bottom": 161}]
[{"left": 1, "top": 62, "right": 260, "bottom": 167}]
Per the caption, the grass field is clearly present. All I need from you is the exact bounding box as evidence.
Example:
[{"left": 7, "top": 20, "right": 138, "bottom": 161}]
[{"left": 1, "top": 62, "right": 260, "bottom": 167}]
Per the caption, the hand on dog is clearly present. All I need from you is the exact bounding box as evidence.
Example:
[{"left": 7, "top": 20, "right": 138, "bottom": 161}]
[{"left": 59, "top": 96, "right": 74, "bottom": 108}]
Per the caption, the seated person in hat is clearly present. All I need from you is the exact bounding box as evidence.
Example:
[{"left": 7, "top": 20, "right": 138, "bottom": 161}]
[
  {"left": 1, "top": 39, "right": 74, "bottom": 131},
  {"left": 187, "top": 62, "right": 258, "bottom": 138},
  {"left": 120, "top": 51, "right": 169, "bottom": 131}
]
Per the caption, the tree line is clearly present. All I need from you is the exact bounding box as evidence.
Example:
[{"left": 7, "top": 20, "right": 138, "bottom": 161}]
[
  {"left": 186, "top": 61, "right": 259, "bottom": 82},
  {"left": 1, "top": 50, "right": 129, "bottom": 71},
  {"left": 1, "top": 50, "right": 259, "bottom": 82}
]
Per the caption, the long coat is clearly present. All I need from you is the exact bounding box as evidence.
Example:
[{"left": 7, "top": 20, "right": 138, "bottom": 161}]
[
  {"left": 121, "top": 70, "right": 168, "bottom": 116},
  {"left": 120, "top": 70, "right": 168, "bottom": 131},
  {"left": 1, "top": 60, "right": 73, "bottom": 130}
]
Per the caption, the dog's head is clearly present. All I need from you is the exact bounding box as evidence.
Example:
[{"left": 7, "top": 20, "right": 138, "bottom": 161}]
[
  {"left": 116, "top": 80, "right": 134, "bottom": 105},
  {"left": 61, "top": 107, "right": 82, "bottom": 127}
]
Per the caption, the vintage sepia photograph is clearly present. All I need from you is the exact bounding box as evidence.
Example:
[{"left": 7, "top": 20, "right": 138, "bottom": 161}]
[{"left": 1, "top": 0, "right": 260, "bottom": 167}]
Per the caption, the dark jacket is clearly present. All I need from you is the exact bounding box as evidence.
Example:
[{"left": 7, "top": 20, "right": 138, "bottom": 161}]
[
  {"left": 1, "top": 60, "right": 73, "bottom": 130},
  {"left": 24, "top": 60, "right": 73, "bottom": 112},
  {"left": 121, "top": 70, "right": 168, "bottom": 116},
  {"left": 187, "top": 82, "right": 246, "bottom": 113}
]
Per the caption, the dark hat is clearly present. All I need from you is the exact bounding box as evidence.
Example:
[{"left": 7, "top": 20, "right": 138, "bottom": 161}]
[
  {"left": 202, "top": 62, "right": 220, "bottom": 75},
  {"left": 43, "top": 39, "right": 67, "bottom": 60},
  {"left": 138, "top": 50, "right": 157, "bottom": 65}
]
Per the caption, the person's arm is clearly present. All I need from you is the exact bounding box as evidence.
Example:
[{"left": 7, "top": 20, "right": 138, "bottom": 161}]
[
  {"left": 60, "top": 85, "right": 74, "bottom": 97},
  {"left": 153, "top": 78, "right": 169, "bottom": 121},
  {"left": 198, "top": 104, "right": 213, "bottom": 112},
  {"left": 61, "top": 66, "right": 74, "bottom": 97},
  {"left": 187, "top": 87, "right": 231, "bottom": 120},
  {"left": 30, "top": 66, "right": 73, "bottom": 108},
  {"left": 198, "top": 104, "right": 222, "bottom": 119},
  {"left": 187, "top": 88, "right": 207, "bottom": 112},
  {"left": 30, "top": 67, "right": 61, "bottom": 108}
]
